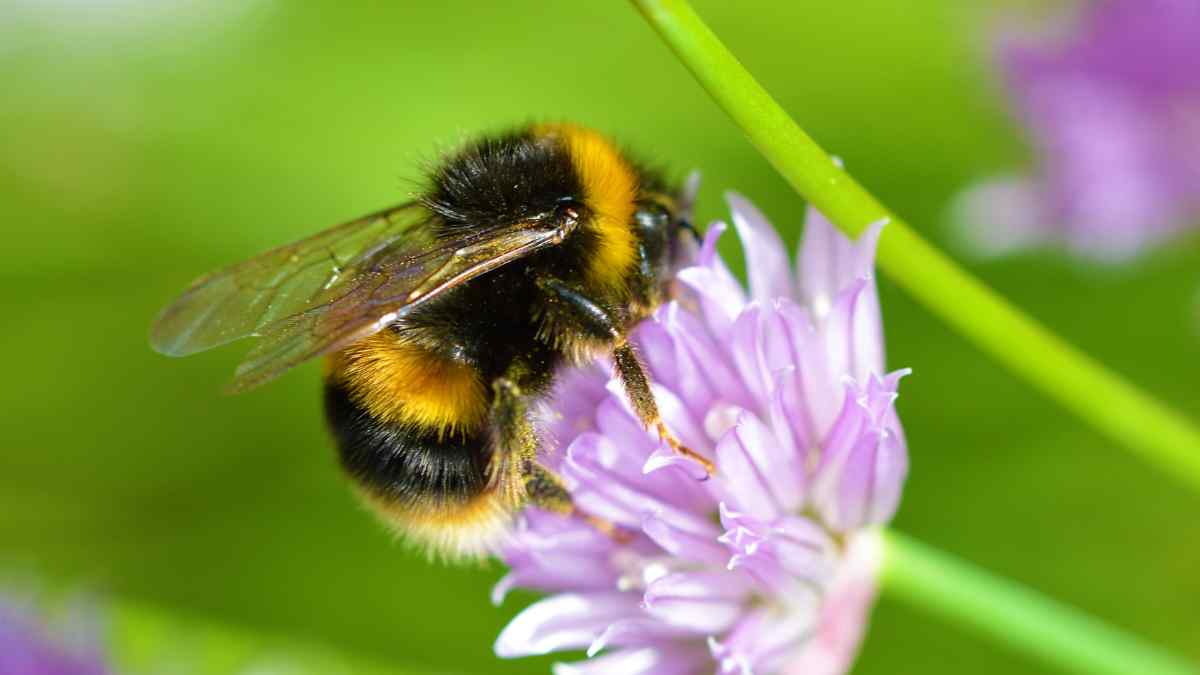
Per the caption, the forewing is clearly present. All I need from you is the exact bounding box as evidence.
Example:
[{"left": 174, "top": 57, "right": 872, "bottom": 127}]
[
  {"left": 186, "top": 218, "right": 569, "bottom": 393},
  {"left": 226, "top": 220, "right": 568, "bottom": 392},
  {"left": 151, "top": 202, "right": 430, "bottom": 358}
]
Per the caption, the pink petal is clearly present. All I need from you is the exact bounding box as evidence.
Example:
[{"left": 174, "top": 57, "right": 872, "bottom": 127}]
[
  {"left": 577, "top": 403, "right": 709, "bottom": 508},
  {"left": 495, "top": 592, "right": 641, "bottom": 657},
  {"left": 554, "top": 645, "right": 711, "bottom": 675},
  {"left": 594, "top": 397, "right": 659, "bottom": 466},
  {"left": 696, "top": 219, "right": 726, "bottom": 267},
  {"left": 675, "top": 263, "right": 743, "bottom": 339},
  {"left": 773, "top": 300, "right": 842, "bottom": 441},
  {"left": 819, "top": 278, "right": 885, "bottom": 386},
  {"left": 496, "top": 511, "right": 620, "bottom": 604},
  {"left": 710, "top": 603, "right": 817, "bottom": 675},
  {"left": 643, "top": 571, "right": 753, "bottom": 633},
  {"left": 759, "top": 300, "right": 801, "bottom": 382},
  {"left": 815, "top": 381, "right": 868, "bottom": 475},
  {"left": 718, "top": 505, "right": 835, "bottom": 591},
  {"left": 797, "top": 207, "right": 840, "bottom": 319},
  {"left": 727, "top": 192, "right": 793, "bottom": 303},
  {"left": 643, "top": 446, "right": 712, "bottom": 482},
  {"left": 782, "top": 532, "right": 883, "bottom": 675},
  {"left": 587, "top": 618, "right": 696, "bottom": 657},
  {"left": 717, "top": 503, "right": 780, "bottom": 586},
  {"left": 865, "top": 428, "right": 907, "bottom": 526},
  {"left": 766, "top": 367, "right": 808, "bottom": 494},
  {"left": 565, "top": 435, "right": 714, "bottom": 533},
  {"left": 597, "top": 385, "right": 714, "bottom": 502},
  {"left": 664, "top": 303, "right": 756, "bottom": 410},
  {"left": 633, "top": 319, "right": 680, "bottom": 390},
  {"left": 811, "top": 376, "right": 909, "bottom": 531},
  {"left": 641, "top": 513, "right": 728, "bottom": 566},
  {"left": 647, "top": 384, "right": 713, "bottom": 458},
  {"left": 797, "top": 206, "right": 885, "bottom": 323},
  {"left": 768, "top": 516, "right": 838, "bottom": 583},
  {"left": 729, "top": 304, "right": 771, "bottom": 411},
  {"left": 846, "top": 283, "right": 886, "bottom": 384},
  {"left": 950, "top": 175, "right": 1057, "bottom": 257},
  {"left": 714, "top": 411, "right": 804, "bottom": 519},
  {"left": 539, "top": 360, "right": 612, "bottom": 465}
]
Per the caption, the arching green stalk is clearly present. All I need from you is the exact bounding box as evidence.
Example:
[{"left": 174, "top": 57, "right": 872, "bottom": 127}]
[
  {"left": 630, "top": 0, "right": 1200, "bottom": 494},
  {"left": 631, "top": 0, "right": 1200, "bottom": 670}
]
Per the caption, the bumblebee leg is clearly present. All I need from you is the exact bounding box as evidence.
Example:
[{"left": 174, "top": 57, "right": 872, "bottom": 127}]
[
  {"left": 523, "top": 461, "right": 631, "bottom": 542},
  {"left": 611, "top": 341, "right": 715, "bottom": 476},
  {"left": 491, "top": 359, "right": 633, "bottom": 540},
  {"left": 537, "top": 278, "right": 715, "bottom": 476},
  {"left": 521, "top": 460, "right": 572, "bottom": 513},
  {"left": 489, "top": 375, "right": 539, "bottom": 508}
]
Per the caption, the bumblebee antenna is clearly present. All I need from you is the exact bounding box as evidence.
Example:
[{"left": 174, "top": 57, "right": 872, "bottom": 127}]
[{"left": 678, "top": 218, "right": 701, "bottom": 242}]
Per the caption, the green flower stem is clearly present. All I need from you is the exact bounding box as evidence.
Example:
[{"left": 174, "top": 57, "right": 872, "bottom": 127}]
[
  {"left": 882, "top": 531, "right": 1198, "bottom": 675},
  {"left": 631, "top": 0, "right": 1200, "bottom": 493}
]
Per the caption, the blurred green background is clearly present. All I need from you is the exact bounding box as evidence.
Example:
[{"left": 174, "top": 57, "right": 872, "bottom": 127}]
[{"left": 2, "top": 1, "right": 1198, "bottom": 673}]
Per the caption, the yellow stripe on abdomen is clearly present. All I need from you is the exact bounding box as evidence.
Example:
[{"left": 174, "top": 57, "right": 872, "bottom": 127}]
[
  {"left": 357, "top": 486, "right": 514, "bottom": 560},
  {"left": 329, "top": 333, "right": 487, "bottom": 438}
]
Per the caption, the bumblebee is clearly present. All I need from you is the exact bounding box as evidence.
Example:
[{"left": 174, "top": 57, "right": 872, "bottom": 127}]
[{"left": 151, "top": 124, "right": 711, "bottom": 558}]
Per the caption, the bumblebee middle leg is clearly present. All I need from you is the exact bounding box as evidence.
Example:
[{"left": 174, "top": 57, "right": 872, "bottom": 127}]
[
  {"left": 489, "top": 365, "right": 580, "bottom": 511},
  {"left": 490, "top": 366, "right": 628, "bottom": 538},
  {"left": 488, "top": 374, "right": 540, "bottom": 509},
  {"left": 487, "top": 367, "right": 628, "bottom": 535},
  {"left": 537, "top": 277, "right": 716, "bottom": 476},
  {"left": 524, "top": 461, "right": 628, "bottom": 541}
]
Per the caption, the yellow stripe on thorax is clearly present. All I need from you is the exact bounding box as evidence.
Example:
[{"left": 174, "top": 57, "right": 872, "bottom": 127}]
[
  {"left": 539, "top": 124, "right": 638, "bottom": 292},
  {"left": 330, "top": 333, "right": 487, "bottom": 438}
]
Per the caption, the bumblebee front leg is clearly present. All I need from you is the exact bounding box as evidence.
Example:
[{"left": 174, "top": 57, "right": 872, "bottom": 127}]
[{"left": 537, "top": 278, "right": 716, "bottom": 476}]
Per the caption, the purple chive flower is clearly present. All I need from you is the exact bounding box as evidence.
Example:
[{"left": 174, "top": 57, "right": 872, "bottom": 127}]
[
  {"left": 493, "top": 194, "right": 910, "bottom": 675},
  {"left": 0, "top": 597, "right": 110, "bottom": 675},
  {"left": 955, "top": 0, "right": 1200, "bottom": 261}
]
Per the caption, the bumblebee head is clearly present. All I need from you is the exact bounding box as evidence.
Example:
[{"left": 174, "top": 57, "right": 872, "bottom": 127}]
[
  {"left": 626, "top": 190, "right": 700, "bottom": 311},
  {"left": 633, "top": 198, "right": 679, "bottom": 270}
]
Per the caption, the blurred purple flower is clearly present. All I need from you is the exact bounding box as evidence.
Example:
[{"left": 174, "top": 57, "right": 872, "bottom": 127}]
[
  {"left": 955, "top": 0, "right": 1200, "bottom": 261},
  {"left": 493, "top": 194, "right": 910, "bottom": 674},
  {"left": 0, "top": 597, "right": 109, "bottom": 675}
]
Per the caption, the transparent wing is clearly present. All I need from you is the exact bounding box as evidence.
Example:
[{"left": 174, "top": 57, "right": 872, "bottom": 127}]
[
  {"left": 151, "top": 203, "right": 571, "bottom": 392},
  {"left": 151, "top": 202, "right": 429, "bottom": 358}
]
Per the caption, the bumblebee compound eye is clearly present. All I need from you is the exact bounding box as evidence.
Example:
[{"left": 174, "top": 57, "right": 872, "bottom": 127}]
[
  {"left": 634, "top": 201, "right": 672, "bottom": 250},
  {"left": 634, "top": 201, "right": 671, "bottom": 234},
  {"left": 632, "top": 200, "right": 674, "bottom": 273}
]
